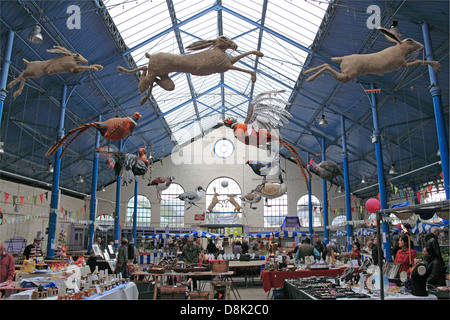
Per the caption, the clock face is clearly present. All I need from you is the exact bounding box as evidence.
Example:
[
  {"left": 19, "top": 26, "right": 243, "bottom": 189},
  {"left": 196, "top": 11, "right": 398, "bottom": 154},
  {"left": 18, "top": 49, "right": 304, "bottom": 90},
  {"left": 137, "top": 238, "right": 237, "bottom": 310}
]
[{"left": 214, "top": 139, "right": 234, "bottom": 158}]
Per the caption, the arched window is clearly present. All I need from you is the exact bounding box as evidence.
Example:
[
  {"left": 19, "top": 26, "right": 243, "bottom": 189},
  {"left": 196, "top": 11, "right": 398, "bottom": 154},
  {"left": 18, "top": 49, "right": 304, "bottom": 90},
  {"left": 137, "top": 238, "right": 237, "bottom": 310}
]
[
  {"left": 264, "top": 194, "right": 288, "bottom": 228},
  {"left": 331, "top": 215, "right": 347, "bottom": 226},
  {"left": 297, "top": 195, "right": 322, "bottom": 227},
  {"left": 161, "top": 183, "right": 185, "bottom": 227},
  {"left": 205, "top": 177, "right": 242, "bottom": 224},
  {"left": 126, "top": 195, "right": 151, "bottom": 227}
]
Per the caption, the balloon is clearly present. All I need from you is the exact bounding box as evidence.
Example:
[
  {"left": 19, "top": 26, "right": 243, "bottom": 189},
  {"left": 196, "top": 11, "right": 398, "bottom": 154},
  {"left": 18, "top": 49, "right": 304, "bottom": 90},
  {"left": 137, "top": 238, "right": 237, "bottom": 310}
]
[{"left": 366, "top": 198, "right": 381, "bottom": 213}]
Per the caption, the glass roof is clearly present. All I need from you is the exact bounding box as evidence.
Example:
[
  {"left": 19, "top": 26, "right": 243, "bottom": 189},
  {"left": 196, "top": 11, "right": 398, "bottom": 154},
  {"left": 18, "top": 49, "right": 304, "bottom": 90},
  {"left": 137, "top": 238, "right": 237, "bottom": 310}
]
[{"left": 104, "top": 0, "right": 329, "bottom": 145}]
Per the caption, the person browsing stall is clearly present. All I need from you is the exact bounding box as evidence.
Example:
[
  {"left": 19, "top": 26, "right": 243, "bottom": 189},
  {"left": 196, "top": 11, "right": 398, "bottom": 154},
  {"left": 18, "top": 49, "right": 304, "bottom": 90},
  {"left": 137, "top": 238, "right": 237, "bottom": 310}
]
[
  {"left": 394, "top": 234, "right": 417, "bottom": 276},
  {"left": 422, "top": 245, "right": 446, "bottom": 287},
  {"left": 23, "top": 238, "right": 43, "bottom": 260},
  {"left": 0, "top": 242, "right": 15, "bottom": 283}
]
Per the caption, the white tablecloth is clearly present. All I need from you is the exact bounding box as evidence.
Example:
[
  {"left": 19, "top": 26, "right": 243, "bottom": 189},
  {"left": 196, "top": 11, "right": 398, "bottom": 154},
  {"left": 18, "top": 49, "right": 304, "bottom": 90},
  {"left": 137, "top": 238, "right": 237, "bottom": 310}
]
[{"left": 6, "top": 282, "right": 138, "bottom": 300}]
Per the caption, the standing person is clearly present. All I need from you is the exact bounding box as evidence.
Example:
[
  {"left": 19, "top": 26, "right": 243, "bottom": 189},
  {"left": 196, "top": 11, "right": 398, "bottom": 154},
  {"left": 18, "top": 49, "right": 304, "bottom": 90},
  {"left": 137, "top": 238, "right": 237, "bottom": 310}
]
[
  {"left": 313, "top": 235, "right": 327, "bottom": 261},
  {"left": 23, "top": 238, "right": 43, "bottom": 260},
  {"left": 115, "top": 238, "right": 128, "bottom": 278},
  {"left": 394, "top": 235, "right": 417, "bottom": 276},
  {"left": 422, "top": 245, "right": 446, "bottom": 286},
  {"left": 241, "top": 240, "right": 249, "bottom": 254},
  {"left": 424, "top": 227, "right": 444, "bottom": 265},
  {"left": 206, "top": 239, "right": 218, "bottom": 255},
  {"left": 194, "top": 238, "right": 203, "bottom": 253},
  {"left": 371, "top": 236, "right": 384, "bottom": 265},
  {"left": 182, "top": 238, "right": 201, "bottom": 290},
  {"left": 348, "top": 243, "right": 362, "bottom": 266},
  {"left": 233, "top": 241, "right": 242, "bottom": 255},
  {"left": 0, "top": 242, "right": 15, "bottom": 283},
  {"left": 295, "top": 238, "right": 319, "bottom": 261}
]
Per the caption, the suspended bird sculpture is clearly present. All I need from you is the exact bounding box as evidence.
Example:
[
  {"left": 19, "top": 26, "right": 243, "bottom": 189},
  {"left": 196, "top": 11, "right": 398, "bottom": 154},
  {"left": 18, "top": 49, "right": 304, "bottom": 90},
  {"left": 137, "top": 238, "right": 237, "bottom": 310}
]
[
  {"left": 308, "top": 159, "right": 343, "bottom": 191},
  {"left": 149, "top": 176, "right": 175, "bottom": 202},
  {"left": 45, "top": 112, "right": 142, "bottom": 158},
  {"left": 103, "top": 148, "right": 150, "bottom": 186},
  {"left": 252, "top": 173, "right": 287, "bottom": 206},
  {"left": 246, "top": 150, "right": 285, "bottom": 186},
  {"left": 240, "top": 191, "right": 262, "bottom": 210},
  {"left": 177, "top": 186, "right": 205, "bottom": 210},
  {"left": 223, "top": 90, "right": 310, "bottom": 189}
]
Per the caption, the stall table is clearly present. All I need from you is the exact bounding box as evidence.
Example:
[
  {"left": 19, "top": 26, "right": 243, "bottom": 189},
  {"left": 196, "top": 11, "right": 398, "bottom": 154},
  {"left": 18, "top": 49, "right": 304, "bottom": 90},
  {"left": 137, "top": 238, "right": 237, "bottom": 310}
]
[
  {"left": 6, "top": 281, "right": 138, "bottom": 300},
  {"left": 228, "top": 260, "right": 265, "bottom": 287},
  {"left": 261, "top": 267, "right": 351, "bottom": 292},
  {"left": 132, "top": 270, "right": 235, "bottom": 300},
  {"left": 283, "top": 278, "right": 438, "bottom": 300}
]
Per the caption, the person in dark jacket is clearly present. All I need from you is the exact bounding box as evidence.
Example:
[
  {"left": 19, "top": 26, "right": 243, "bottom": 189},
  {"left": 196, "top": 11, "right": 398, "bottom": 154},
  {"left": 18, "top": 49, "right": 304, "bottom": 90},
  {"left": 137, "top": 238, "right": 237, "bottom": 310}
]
[
  {"left": 371, "top": 236, "right": 384, "bottom": 265},
  {"left": 422, "top": 245, "right": 446, "bottom": 286},
  {"left": 313, "top": 235, "right": 327, "bottom": 261},
  {"left": 424, "top": 227, "right": 444, "bottom": 265},
  {"left": 241, "top": 240, "right": 249, "bottom": 254}
]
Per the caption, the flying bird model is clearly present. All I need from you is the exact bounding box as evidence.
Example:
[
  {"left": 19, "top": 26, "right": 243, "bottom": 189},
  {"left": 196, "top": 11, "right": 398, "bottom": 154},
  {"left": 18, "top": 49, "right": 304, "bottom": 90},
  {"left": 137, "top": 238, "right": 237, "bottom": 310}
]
[
  {"left": 46, "top": 112, "right": 142, "bottom": 158},
  {"left": 149, "top": 176, "right": 175, "bottom": 201}
]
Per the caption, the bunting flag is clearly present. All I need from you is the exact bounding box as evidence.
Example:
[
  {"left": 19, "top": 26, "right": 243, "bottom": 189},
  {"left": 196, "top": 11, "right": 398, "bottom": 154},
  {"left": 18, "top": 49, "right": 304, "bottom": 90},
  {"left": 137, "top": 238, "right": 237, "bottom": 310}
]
[
  {"left": 416, "top": 192, "right": 421, "bottom": 204},
  {"left": 4, "top": 193, "right": 9, "bottom": 204},
  {"left": 20, "top": 196, "right": 25, "bottom": 206},
  {"left": 40, "top": 194, "right": 44, "bottom": 203},
  {"left": 427, "top": 185, "right": 432, "bottom": 196}
]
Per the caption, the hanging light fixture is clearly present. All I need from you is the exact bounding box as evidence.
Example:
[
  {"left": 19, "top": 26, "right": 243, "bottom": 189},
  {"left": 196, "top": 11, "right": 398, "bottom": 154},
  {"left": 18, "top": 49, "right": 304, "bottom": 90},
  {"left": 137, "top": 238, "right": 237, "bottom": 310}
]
[
  {"left": 101, "top": 185, "right": 106, "bottom": 192},
  {"left": 47, "top": 162, "right": 54, "bottom": 173},
  {"left": 389, "top": 163, "right": 398, "bottom": 175},
  {"left": 337, "top": 186, "right": 343, "bottom": 193},
  {"left": 0, "top": 141, "right": 4, "bottom": 154},
  {"left": 76, "top": 174, "right": 84, "bottom": 183},
  {"left": 318, "top": 114, "right": 328, "bottom": 127},
  {"left": 361, "top": 175, "right": 366, "bottom": 184},
  {"left": 28, "top": 24, "right": 44, "bottom": 44}
]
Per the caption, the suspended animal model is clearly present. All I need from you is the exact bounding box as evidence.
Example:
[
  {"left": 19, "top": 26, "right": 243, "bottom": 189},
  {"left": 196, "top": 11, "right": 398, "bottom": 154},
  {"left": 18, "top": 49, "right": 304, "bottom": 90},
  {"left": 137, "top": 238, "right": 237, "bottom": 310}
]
[
  {"left": 177, "top": 186, "right": 205, "bottom": 210},
  {"left": 45, "top": 112, "right": 142, "bottom": 158},
  {"left": 223, "top": 90, "right": 310, "bottom": 189},
  {"left": 207, "top": 187, "right": 224, "bottom": 213},
  {"left": 308, "top": 158, "right": 343, "bottom": 188},
  {"left": 101, "top": 147, "right": 150, "bottom": 186},
  {"left": 304, "top": 27, "right": 441, "bottom": 83},
  {"left": 246, "top": 149, "right": 285, "bottom": 186},
  {"left": 308, "top": 158, "right": 343, "bottom": 192},
  {"left": 226, "top": 194, "right": 242, "bottom": 213},
  {"left": 252, "top": 173, "right": 287, "bottom": 206},
  {"left": 239, "top": 191, "right": 262, "bottom": 210},
  {"left": 117, "top": 36, "right": 263, "bottom": 105},
  {"left": 8, "top": 46, "right": 103, "bottom": 98},
  {"left": 149, "top": 176, "right": 175, "bottom": 201}
]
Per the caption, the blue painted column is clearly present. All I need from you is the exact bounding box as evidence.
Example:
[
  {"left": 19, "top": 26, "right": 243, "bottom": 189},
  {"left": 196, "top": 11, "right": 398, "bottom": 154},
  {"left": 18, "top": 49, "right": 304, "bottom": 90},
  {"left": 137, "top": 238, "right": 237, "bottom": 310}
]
[
  {"left": 321, "top": 137, "right": 329, "bottom": 244},
  {"left": 422, "top": 22, "right": 449, "bottom": 199},
  {"left": 47, "top": 85, "right": 68, "bottom": 258},
  {"left": 370, "top": 84, "right": 392, "bottom": 261},
  {"left": 133, "top": 178, "right": 138, "bottom": 247},
  {"left": 114, "top": 140, "right": 123, "bottom": 249},
  {"left": 0, "top": 29, "right": 14, "bottom": 129},
  {"left": 340, "top": 116, "right": 353, "bottom": 251},
  {"left": 307, "top": 153, "right": 313, "bottom": 239},
  {"left": 88, "top": 115, "right": 102, "bottom": 253}
]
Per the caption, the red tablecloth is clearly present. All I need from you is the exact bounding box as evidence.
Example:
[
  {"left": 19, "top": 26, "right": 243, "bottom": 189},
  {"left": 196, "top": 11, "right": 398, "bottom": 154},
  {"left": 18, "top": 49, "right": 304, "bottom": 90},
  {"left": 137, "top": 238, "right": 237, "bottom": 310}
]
[{"left": 260, "top": 267, "right": 348, "bottom": 292}]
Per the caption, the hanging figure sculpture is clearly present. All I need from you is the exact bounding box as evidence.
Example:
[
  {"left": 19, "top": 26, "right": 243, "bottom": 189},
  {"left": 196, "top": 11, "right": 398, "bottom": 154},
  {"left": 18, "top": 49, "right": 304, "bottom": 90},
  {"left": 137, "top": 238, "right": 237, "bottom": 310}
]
[
  {"left": 304, "top": 27, "right": 440, "bottom": 83},
  {"left": 8, "top": 46, "right": 103, "bottom": 98},
  {"left": 117, "top": 36, "right": 263, "bottom": 105}
]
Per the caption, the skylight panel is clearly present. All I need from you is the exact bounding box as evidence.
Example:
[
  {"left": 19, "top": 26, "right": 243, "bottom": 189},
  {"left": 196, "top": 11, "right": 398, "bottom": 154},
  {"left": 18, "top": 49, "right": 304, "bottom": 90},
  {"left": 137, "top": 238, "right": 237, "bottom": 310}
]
[{"left": 105, "top": 0, "right": 329, "bottom": 146}]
